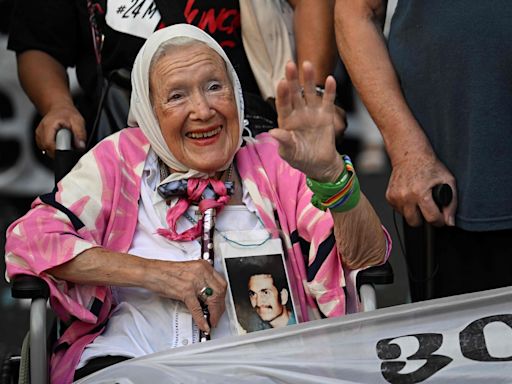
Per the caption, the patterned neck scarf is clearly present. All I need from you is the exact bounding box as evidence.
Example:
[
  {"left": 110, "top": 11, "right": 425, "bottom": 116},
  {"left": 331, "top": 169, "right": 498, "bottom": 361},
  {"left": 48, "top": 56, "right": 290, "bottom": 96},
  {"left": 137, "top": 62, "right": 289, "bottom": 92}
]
[{"left": 155, "top": 160, "right": 234, "bottom": 241}]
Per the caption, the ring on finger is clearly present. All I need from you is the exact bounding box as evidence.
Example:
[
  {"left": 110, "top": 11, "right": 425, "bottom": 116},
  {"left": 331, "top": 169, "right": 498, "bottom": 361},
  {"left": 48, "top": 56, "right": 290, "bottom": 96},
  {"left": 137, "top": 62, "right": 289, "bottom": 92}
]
[{"left": 198, "top": 286, "right": 214, "bottom": 302}]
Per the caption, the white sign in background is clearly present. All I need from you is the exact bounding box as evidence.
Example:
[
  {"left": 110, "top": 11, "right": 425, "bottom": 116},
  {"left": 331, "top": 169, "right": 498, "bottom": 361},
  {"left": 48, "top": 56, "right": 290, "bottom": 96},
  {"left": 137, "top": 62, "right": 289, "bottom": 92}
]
[
  {"left": 77, "top": 287, "right": 512, "bottom": 383},
  {"left": 106, "top": 0, "right": 161, "bottom": 39}
]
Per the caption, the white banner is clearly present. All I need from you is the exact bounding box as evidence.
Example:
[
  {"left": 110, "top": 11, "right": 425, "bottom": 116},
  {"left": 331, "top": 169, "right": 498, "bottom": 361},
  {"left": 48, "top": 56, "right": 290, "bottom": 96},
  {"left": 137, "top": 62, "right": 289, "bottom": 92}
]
[{"left": 77, "top": 287, "right": 512, "bottom": 383}]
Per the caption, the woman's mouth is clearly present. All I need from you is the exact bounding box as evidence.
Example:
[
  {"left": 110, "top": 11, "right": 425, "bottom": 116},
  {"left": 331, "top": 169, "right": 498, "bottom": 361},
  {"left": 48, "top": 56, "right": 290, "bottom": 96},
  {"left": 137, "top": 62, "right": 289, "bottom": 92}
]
[{"left": 186, "top": 126, "right": 222, "bottom": 139}]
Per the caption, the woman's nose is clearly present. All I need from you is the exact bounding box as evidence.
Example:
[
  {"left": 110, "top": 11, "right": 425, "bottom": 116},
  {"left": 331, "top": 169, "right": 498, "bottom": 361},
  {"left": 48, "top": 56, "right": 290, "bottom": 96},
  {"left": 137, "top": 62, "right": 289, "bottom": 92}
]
[{"left": 189, "top": 92, "right": 215, "bottom": 120}]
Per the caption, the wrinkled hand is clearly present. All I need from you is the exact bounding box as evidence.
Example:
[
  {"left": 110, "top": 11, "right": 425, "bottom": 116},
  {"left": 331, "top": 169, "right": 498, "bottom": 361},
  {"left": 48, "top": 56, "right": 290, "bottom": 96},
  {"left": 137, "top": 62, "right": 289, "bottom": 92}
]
[
  {"left": 35, "top": 103, "right": 87, "bottom": 157},
  {"left": 146, "top": 259, "right": 227, "bottom": 332},
  {"left": 270, "top": 61, "right": 343, "bottom": 182},
  {"left": 387, "top": 149, "right": 457, "bottom": 227}
]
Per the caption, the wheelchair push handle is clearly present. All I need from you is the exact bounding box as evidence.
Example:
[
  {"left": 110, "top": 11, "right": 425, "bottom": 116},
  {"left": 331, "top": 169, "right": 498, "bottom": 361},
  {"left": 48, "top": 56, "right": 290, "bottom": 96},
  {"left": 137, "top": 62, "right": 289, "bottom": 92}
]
[
  {"left": 55, "top": 126, "right": 73, "bottom": 151},
  {"left": 54, "top": 127, "right": 78, "bottom": 183}
]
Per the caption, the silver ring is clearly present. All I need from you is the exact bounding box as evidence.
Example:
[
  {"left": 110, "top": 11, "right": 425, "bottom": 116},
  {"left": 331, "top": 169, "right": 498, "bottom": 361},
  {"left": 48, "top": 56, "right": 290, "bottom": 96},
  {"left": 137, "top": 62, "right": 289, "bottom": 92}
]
[
  {"left": 42, "top": 150, "right": 46, "bottom": 156},
  {"left": 199, "top": 286, "right": 213, "bottom": 302}
]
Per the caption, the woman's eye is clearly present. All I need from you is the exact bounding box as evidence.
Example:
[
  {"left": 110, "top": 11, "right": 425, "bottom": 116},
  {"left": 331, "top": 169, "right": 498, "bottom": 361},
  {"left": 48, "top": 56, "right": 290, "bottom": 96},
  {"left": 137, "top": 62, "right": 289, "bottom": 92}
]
[
  {"left": 168, "top": 93, "right": 182, "bottom": 101},
  {"left": 208, "top": 82, "right": 222, "bottom": 91}
]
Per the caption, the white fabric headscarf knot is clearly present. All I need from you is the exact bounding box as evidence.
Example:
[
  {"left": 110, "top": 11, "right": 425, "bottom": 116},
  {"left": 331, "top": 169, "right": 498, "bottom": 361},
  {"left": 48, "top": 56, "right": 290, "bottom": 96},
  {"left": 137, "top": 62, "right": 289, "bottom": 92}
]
[{"left": 128, "top": 24, "right": 244, "bottom": 183}]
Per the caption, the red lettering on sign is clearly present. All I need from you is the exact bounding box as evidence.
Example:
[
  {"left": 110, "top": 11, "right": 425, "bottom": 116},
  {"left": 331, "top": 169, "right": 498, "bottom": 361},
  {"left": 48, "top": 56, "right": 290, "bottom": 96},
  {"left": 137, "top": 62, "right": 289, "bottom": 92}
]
[
  {"left": 217, "top": 10, "right": 239, "bottom": 34},
  {"left": 220, "top": 41, "right": 235, "bottom": 48},
  {"left": 184, "top": 0, "right": 199, "bottom": 24},
  {"left": 198, "top": 9, "right": 217, "bottom": 32},
  {"left": 183, "top": 1, "right": 240, "bottom": 40}
]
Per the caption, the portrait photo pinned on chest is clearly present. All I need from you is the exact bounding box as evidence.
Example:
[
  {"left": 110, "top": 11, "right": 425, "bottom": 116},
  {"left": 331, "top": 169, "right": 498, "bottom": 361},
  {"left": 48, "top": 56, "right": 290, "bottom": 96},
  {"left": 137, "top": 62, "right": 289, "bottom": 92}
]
[{"left": 223, "top": 252, "right": 298, "bottom": 335}]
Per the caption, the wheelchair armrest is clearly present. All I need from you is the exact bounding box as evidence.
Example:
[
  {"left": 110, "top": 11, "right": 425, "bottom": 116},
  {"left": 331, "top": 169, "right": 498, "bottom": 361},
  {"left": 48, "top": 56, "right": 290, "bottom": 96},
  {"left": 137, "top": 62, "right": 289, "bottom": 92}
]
[
  {"left": 11, "top": 274, "right": 50, "bottom": 300},
  {"left": 11, "top": 275, "right": 50, "bottom": 384},
  {"left": 356, "top": 261, "right": 394, "bottom": 291}
]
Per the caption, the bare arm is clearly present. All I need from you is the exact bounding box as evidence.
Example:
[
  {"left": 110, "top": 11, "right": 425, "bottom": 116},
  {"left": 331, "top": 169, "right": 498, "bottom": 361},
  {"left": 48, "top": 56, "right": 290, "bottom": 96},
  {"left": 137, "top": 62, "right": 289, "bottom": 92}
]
[
  {"left": 17, "top": 50, "right": 87, "bottom": 156},
  {"left": 47, "top": 247, "right": 227, "bottom": 332},
  {"left": 331, "top": 194, "right": 386, "bottom": 269},
  {"left": 271, "top": 61, "right": 386, "bottom": 269},
  {"left": 302, "top": 140, "right": 386, "bottom": 270},
  {"left": 335, "top": 0, "right": 456, "bottom": 226},
  {"left": 288, "top": 0, "right": 347, "bottom": 137},
  {"left": 312, "top": 152, "right": 386, "bottom": 269},
  {"left": 288, "top": 0, "right": 337, "bottom": 84}
]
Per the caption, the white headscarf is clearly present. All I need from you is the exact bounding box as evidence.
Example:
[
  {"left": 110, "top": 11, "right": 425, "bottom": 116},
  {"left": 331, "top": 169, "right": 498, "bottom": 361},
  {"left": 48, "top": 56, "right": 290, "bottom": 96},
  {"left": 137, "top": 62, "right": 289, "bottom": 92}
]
[{"left": 128, "top": 24, "right": 245, "bottom": 182}]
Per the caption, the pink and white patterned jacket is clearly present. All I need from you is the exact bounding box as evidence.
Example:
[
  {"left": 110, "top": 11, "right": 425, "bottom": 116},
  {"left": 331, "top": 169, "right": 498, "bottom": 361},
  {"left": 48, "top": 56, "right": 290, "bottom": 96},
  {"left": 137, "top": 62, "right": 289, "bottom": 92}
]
[{"left": 5, "top": 128, "right": 390, "bottom": 384}]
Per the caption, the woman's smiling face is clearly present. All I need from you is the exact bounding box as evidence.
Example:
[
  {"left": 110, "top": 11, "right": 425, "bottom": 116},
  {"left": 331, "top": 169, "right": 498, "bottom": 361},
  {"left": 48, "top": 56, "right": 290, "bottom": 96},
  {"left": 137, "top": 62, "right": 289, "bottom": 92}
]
[{"left": 150, "top": 43, "right": 239, "bottom": 174}]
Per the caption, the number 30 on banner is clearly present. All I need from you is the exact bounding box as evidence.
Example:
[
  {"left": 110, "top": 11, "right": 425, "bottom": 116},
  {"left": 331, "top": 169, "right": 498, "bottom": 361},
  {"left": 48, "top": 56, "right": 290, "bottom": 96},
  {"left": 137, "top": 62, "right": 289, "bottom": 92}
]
[{"left": 376, "top": 314, "right": 512, "bottom": 383}]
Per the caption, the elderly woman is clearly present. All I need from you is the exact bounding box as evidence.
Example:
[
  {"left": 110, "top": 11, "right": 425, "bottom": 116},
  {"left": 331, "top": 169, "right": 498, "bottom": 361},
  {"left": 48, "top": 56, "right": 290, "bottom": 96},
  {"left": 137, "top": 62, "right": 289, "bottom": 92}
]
[{"left": 5, "top": 24, "right": 389, "bottom": 383}]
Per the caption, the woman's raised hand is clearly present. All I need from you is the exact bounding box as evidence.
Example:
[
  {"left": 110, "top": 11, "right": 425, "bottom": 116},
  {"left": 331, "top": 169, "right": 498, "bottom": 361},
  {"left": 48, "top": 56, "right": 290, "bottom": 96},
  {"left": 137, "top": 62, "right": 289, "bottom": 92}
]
[{"left": 271, "top": 61, "right": 344, "bottom": 182}]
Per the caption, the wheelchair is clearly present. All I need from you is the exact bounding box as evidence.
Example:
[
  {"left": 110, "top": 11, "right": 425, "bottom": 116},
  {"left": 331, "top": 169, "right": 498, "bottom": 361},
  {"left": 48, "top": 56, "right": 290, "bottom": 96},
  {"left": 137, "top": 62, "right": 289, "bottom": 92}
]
[{"left": 1, "top": 128, "right": 394, "bottom": 384}]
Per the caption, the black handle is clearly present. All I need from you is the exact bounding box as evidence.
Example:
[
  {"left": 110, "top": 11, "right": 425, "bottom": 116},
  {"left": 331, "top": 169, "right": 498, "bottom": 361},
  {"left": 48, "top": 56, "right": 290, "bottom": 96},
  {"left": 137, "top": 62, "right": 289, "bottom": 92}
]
[{"left": 432, "top": 184, "right": 453, "bottom": 210}]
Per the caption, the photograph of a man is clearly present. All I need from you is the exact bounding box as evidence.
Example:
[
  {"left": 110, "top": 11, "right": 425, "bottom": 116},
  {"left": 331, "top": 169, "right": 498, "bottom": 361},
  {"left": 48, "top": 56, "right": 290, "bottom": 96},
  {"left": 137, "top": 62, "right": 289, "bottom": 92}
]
[
  {"left": 248, "top": 273, "right": 296, "bottom": 328},
  {"left": 224, "top": 253, "right": 297, "bottom": 334}
]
